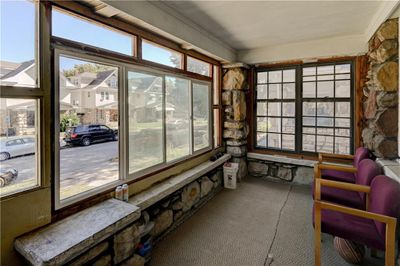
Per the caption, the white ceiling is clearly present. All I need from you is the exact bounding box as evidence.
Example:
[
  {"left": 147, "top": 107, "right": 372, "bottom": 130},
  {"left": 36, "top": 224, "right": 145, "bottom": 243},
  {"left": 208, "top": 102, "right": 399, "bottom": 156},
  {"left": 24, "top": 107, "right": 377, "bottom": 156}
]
[{"left": 162, "top": 1, "right": 385, "bottom": 51}]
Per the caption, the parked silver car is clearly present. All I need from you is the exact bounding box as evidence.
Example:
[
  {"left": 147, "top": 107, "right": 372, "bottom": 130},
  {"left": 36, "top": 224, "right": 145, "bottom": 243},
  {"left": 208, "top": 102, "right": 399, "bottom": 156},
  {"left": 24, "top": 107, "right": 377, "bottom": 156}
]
[{"left": 0, "top": 137, "right": 35, "bottom": 161}]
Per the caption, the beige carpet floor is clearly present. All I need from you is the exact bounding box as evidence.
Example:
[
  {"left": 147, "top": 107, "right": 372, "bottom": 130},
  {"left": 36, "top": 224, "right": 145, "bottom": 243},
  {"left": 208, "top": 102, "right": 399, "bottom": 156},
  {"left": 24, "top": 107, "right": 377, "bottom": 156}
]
[{"left": 150, "top": 177, "right": 386, "bottom": 266}]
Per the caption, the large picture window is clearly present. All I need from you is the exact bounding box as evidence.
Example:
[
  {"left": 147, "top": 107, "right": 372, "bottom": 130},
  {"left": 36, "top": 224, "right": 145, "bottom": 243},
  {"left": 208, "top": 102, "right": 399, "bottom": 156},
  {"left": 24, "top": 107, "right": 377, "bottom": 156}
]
[
  {"left": 56, "top": 54, "right": 120, "bottom": 204},
  {"left": 255, "top": 62, "right": 353, "bottom": 155},
  {"left": 128, "top": 72, "right": 212, "bottom": 176},
  {"left": 55, "top": 50, "right": 213, "bottom": 207},
  {"left": 47, "top": 6, "right": 219, "bottom": 208}
]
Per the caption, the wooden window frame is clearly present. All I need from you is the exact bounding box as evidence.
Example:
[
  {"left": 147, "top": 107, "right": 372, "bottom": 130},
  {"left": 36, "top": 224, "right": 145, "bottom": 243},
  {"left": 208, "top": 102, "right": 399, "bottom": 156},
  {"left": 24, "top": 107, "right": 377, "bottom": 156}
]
[
  {"left": 46, "top": 2, "right": 222, "bottom": 213},
  {"left": 250, "top": 59, "right": 356, "bottom": 157}
]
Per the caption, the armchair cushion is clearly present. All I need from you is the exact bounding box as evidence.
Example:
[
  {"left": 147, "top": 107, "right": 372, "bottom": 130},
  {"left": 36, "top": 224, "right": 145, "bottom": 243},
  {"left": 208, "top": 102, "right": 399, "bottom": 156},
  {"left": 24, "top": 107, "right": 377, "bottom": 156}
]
[
  {"left": 313, "top": 208, "right": 385, "bottom": 250},
  {"left": 368, "top": 175, "right": 400, "bottom": 239}
]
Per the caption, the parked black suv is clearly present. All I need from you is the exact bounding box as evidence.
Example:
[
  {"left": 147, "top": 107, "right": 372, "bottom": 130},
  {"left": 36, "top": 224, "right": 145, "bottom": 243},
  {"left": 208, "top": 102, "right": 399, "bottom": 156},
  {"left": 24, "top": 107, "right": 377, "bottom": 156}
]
[{"left": 64, "top": 124, "right": 118, "bottom": 146}]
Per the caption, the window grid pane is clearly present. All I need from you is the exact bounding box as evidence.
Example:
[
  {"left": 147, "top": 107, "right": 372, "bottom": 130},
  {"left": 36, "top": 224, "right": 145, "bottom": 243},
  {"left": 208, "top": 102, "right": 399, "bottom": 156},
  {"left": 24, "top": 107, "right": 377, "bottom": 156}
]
[
  {"left": 255, "top": 69, "right": 296, "bottom": 151},
  {"left": 301, "top": 63, "right": 352, "bottom": 154}
]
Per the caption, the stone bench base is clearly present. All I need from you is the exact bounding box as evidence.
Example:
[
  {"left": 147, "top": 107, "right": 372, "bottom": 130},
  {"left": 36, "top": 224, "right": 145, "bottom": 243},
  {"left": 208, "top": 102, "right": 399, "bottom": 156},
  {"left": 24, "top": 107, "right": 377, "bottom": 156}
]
[
  {"left": 247, "top": 153, "right": 315, "bottom": 185},
  {"left": 15, "top": 154, "right": 230, "bottom": 266}
]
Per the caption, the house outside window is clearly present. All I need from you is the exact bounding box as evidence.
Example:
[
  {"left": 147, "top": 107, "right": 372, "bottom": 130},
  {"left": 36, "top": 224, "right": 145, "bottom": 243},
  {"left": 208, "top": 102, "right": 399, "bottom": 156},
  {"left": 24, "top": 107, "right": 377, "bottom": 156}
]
[{"left": 254, "top": 61, "right": 354, "bottom": 155}]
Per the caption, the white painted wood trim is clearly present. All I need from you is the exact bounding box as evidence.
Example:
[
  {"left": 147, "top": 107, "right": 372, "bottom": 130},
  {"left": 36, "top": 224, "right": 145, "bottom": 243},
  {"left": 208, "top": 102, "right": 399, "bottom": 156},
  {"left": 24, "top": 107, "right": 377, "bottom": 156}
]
[
  {"left": 364, "top": 0, "right": 400, "bottom": 42},
  {"left": 376, "top": 159, "right": 400, "bottom": 184}
]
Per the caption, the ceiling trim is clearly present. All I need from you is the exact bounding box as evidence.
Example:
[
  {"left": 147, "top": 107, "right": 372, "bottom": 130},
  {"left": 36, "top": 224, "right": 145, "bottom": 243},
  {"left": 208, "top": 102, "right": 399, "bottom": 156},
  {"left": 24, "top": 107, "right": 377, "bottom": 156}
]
[
  {"left": 238, "top": 34, "right": 367, "bottom": 65},
  {"left": 364, "top": 0, "right": 400, "bottom": 42}
]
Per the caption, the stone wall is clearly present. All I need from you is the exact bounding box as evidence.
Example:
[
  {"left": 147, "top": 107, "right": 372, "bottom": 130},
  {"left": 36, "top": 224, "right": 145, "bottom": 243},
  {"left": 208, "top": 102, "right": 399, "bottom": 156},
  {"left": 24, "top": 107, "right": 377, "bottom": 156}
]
[
  {"left": 248, "top": 159, "right": 314, "bottom": 185},
  {"left": 145, "top": 169, "right": 222, "bottom": 239},
  {"left": 362, "top": 18, "right": 399, "bottom": 159},
  {"left": 61, "top": 169, "right": 223, "bottom": 266},
  {"left": 222, "top": 64, "right": 249, "bottom": 180}
]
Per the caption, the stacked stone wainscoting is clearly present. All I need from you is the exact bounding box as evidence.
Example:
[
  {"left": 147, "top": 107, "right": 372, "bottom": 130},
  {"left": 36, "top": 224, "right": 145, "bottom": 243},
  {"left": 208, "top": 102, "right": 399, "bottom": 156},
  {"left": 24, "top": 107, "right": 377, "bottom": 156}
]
[
  {"left": 145, "top": 169, "right": 223, "bottom": 241},
  {"left": 248, "top": 159, "right": 314, "bottom": 185},
  {"left": 66, "top": 221, "right": 145, "bottom": 266},
  {"left": 362, "top": 18, "right": 399, "bottom": 159},
  {"left": 64, "top": 169, "right": 223, "bottom": 266},
  {"left": 15, "top": 167, "right": 224, "bottom": 266},
  {"left": 222, "top": 64, "right": 249, "bottom": 181}
]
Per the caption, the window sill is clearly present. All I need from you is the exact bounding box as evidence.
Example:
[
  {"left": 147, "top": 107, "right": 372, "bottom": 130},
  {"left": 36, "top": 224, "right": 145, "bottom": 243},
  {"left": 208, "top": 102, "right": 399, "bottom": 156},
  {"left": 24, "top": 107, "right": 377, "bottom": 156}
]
[
  {"left": 376, "top": 158, "right": 400, "bottom": 184},
  {"left": 15, "top": 199, "right": 140, "bottom": 265},
  {"left": 129, "top": 153, "right": 231, "bottom": 210},
  {"left": 247, "top": 152, "right": 316, "bottom": 167}
]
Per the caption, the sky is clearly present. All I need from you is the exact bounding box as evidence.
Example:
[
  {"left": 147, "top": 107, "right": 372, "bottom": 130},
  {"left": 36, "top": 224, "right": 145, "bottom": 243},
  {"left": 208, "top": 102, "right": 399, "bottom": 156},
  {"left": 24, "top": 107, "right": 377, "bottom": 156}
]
[
  {"left": 0, "top": 0, "right": 35, "bottom": 63},
  {"left": 1, "top": 0, "right": 176, "bottom": 69}
]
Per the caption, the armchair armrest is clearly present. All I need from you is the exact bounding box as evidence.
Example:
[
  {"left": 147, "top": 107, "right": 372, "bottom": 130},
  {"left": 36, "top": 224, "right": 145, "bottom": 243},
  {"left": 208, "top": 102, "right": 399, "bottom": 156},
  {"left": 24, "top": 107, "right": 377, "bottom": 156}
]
[
  {"left": 318, "top": 153, "right": 354, "bottom": 164},
  {"left": 316, "top": 200, "right": 396, "bottom": 224},
  {"left": 314, "top": 178, "right": 370, "bottom": 201},
  {"left": 314, "top": 163, "right": 357, "bottom": 180},
  {"left": 314, "top": 200, "right": 397, "bottom": 266}
]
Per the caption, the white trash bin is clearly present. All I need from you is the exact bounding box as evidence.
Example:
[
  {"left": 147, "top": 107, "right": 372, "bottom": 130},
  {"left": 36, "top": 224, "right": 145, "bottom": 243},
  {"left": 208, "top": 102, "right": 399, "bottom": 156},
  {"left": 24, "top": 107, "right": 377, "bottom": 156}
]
[{"left": 223, "top": 162, "right": 239, "bottom": 189}]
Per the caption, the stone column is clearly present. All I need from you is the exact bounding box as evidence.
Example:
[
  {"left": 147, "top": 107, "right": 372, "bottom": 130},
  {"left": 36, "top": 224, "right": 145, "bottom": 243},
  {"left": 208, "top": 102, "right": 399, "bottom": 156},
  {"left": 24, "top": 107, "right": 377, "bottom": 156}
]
[
  {"left": 362, "top": 18, "right": 399, "bottom": 159},
  {"left": 222, "top": 63, "right": 249, "bottom": 181}
]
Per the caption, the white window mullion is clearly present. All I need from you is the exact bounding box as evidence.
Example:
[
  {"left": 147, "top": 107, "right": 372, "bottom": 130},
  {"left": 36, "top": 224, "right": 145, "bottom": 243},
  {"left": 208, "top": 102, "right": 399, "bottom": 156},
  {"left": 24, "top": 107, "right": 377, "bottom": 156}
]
[
  {"left": 189, "top": 80, "right": 194, "bottom": 155},
  {"left": 163, "top": 75, "right": 167, "bottom": 163}
]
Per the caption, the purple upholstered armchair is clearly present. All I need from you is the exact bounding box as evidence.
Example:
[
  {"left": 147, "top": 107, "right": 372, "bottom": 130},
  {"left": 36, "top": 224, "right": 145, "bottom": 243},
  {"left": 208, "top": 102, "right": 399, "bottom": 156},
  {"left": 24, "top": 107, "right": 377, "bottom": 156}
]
[
  {"left": 313, "top": 159, "right": 381, "bottom": 209},
  {"left": 314, "top": 175, "right": 400, "bottom": 266},
  {"left": 318, "top": 147, "right": 371, "bottom": 183}
]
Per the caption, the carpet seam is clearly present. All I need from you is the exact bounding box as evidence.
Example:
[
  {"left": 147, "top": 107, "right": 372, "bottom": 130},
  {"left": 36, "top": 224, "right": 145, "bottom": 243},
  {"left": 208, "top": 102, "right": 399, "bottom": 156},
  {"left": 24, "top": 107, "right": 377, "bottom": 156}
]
[{"left": 263, "top": 184, "right": 293, "bottom": 266}]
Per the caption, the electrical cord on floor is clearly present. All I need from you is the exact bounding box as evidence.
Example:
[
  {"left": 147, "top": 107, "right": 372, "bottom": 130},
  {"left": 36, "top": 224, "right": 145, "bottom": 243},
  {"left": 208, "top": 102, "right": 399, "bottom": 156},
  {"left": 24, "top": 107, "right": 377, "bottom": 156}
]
[{"left": 263, "top": 185, "right": 293, "bottom": 266}]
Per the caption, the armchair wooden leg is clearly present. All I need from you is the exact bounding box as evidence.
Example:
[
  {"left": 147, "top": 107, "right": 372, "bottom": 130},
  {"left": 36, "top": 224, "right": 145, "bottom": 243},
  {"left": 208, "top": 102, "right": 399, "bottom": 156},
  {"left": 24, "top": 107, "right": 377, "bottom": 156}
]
[
  {"left": 385, "top": 221, "right": 396, "bottom": 266},
  {"left": 314, "top": 203, "right": 322, "bottom": 266}
]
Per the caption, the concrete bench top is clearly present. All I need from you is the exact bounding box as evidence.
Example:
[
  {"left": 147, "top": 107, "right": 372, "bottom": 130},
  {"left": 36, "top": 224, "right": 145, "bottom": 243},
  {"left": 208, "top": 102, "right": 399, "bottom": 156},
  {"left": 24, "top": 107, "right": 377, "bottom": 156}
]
[
  {"left": 15, "top": 199, "right": 140, "bottom": 266},
  {"left": 129, "top": 154, "right": 231, "bottom": 210},
  {"left": 247, "top": 152, "right": 316, "bottom": 167}
]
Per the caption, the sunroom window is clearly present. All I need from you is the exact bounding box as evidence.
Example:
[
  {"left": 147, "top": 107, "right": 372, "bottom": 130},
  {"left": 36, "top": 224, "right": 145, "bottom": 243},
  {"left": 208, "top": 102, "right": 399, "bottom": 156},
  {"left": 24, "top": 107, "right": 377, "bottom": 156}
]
[
  {"left": 0, "top": 98, "right": 39, "bottom": 196},
  {"left": 255, "top": 62, "right": 353, "bottom": 155},
  {"left": 56, "top": 54, "right": 120, "bottom": 205},
  {"left": 52, "top": 8, "right": 135, "bottom": 56},
  {"left": 0, "top": 0, "right": 40, "bottom": 198},
  {"left": 142, "top": 39, "right": 183, "bottom": 69},
  {"left": 0, "top": 0, "right": 37, "bottom": 87},
  {"left": 187, "top": 56, "right": 211, "bottom": 77}
]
